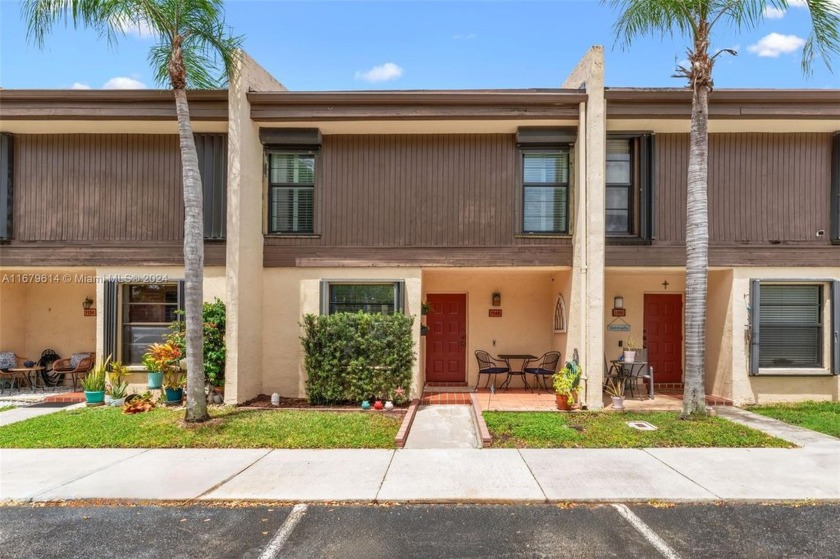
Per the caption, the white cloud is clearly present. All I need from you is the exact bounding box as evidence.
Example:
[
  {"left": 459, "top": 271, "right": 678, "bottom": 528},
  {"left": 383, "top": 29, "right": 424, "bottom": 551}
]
[
  {"left": 762, "top": 6, "right": 786, "bottom": 19},
  {"left": 747, "top": 33, "right": 806, "bottom": 57},
  {"left": 789, "top": 0, "right": 840, "bottom": 12},
  {"left": 452, "top": 33, "right": 477, "bottom": 40},
  {"left": 354, "top": 62, "right": 403, "bottom": 83},
  {"left": 102, "top": 76, "right": 147, "bottom": 89},
  {"left": 71, "top": 82, "right": 92, "bottom": 90},
  {"left": 112, "top": 15, "right": 155, "bottom": 38}
]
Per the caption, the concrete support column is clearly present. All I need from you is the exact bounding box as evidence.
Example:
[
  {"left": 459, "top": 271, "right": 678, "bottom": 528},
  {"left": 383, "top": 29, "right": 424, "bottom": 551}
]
[
  {"left": 225, "top": 53, "right": 285, "bottom": 404},
  {"left": 563, "top": 46, "right": 606, "bottom": 409}
]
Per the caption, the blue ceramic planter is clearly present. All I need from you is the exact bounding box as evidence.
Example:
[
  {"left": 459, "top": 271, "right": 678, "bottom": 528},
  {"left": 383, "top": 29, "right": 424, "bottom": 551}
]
[
  {"left": 84, "top": 390, "right": 105, "bottom": 404},
  {"left": 147, "top": 371, "right": 163, "bottom": 389},
  {"left": 164, "top": 387, "right": 183, "bottom": 403}
]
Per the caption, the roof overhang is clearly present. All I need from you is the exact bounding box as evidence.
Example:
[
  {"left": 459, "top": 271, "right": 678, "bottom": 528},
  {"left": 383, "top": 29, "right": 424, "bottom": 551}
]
[
  {"left": 0, "top": 89, "right": 229, "bottom": 121},
  {"left": 247, "top": 90, "right": 587, "bottom": 121},
  {"left": 606, "top": 88, "right": 840, "bottom": 120}
]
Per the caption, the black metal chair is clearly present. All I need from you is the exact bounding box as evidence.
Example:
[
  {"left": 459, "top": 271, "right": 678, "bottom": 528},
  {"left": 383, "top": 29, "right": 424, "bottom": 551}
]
[
  {"left": 474, "top": 350, "right": 510, "bottom": 391},
  {"left": 524, "top": 351, "right": 561, "bottom": 392},
  {"left": 625, "top": 349, "right": 654, "bottom": 400}
]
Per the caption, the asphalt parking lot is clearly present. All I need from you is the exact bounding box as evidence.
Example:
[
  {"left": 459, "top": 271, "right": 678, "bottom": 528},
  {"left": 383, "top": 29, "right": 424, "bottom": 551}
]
[{"left": 1, "top": 503, "right": 838, "bottom": 558}]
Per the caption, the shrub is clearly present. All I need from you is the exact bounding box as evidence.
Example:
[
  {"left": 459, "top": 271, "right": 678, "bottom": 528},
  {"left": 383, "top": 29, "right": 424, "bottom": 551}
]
[
  {"left": 167, "top": 298, "right": 226, "bottom": 387},
  {"left": 302, "top": 312, "right": 415, "bottom": 404}
]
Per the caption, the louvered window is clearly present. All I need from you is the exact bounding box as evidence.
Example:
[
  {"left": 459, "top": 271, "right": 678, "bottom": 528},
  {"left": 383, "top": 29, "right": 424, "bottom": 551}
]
[
  {"left": 522, "top": 150, "right": 569, "bottom": 234},
  {"left": 606, "top": 139, "right": 632, "bottom": 234},
  {"left": 758, "top": 285, "right": 822, "bottom": 368},
  {"left": 268, "top": 152, "right": 315, "bottom": 234}
]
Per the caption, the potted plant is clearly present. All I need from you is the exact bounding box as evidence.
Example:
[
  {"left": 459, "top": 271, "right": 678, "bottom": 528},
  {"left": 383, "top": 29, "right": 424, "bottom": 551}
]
[
  {"left": 623, "top": 337, "right": 639, "bottom": 364},
  {"left": 147, "top": 342, "right": 184, "bottom": 404},
  {"left": 81, "top": 357, "right": 108, "bottom": 405},
  {"left": 107, "top": 360, "right": 130, "bottom": 406},
  {"left": 553, "top": 361, "right": 582, "bottom": 411},
  {"left": 421, "top": 302, "right": 431, "bottom": 316},
  {"left": 142, "top": 353, "right": 163, "bottom": 389},
  {"left": 604, "top": 377, "right": 626, "bottom": 410}
]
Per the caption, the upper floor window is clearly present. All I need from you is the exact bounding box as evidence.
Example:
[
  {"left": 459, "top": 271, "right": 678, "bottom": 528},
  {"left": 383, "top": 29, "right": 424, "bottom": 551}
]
[
  {"left": 605, "top": 134, "right": 655, "bottom": 240},
  {"left": 268, "top": 152, "right": 315, "bottom": 234},
  {"left": 606, "top": 139, "right": 633, "bottom": 235},
  {"left": 522, "top": 150, "right": 570, "bottom": 234}
]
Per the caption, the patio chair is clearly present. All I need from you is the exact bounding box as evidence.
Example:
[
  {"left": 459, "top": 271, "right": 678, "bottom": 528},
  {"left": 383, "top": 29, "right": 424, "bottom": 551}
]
[
  {"left": 474, "top": 350, "right": 510, "bottom": 391},
  {"left": 625, "top": 349, "right": 654, "bottom": 400},
  {"left": 524, "top": 351, "right": 561, "bottom": 392},
  {"left": 0, "top": 352, "right": 30, "bottom": 394},
  {"left": 51, "top": 352, "right": 94, "bottom": 391},
  {"left": 37, "top": 349, "right": 63, "bottom": 387}
]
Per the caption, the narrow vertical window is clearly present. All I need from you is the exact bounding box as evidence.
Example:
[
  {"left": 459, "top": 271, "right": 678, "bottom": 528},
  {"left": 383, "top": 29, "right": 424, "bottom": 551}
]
[
  {"left": 268, "top": 152, "right": 315, "bottom": 234},
  {"left": 606, "top": 139, "right": 632, "bottom": 235},
  {"left": 522, "top": 150, "right": 569, "bottom": 234}
]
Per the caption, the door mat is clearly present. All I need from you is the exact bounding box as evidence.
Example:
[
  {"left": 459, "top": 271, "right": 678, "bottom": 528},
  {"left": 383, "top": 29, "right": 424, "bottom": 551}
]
[{"left": 26, "top": 402, "right": 78, "bottom": 409}]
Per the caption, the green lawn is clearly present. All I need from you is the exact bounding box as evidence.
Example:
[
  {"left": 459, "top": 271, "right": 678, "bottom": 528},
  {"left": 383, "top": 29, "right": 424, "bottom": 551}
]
[
  {"left": 748, "top": 401, "right": 840, "bottom": 438},
  {"left": 483, "top": 411, "right": 792, "bottom": 448},
  {"left": 0, "top": 405, "right": 15, "bottom": 413},
  {"left": 0, "top": 406, "right": 402, "bottom": 449}
]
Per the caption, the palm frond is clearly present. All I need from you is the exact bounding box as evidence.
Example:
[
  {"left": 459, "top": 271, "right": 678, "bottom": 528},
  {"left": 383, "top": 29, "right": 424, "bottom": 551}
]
[{"left": 601, "top": 0, "right": 697, "bottom": 49}]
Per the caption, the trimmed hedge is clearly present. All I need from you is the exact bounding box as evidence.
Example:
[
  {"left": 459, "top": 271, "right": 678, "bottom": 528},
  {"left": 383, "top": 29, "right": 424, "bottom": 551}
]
[{"left": 302, "top": 312, "right": 415, "bottom": 404}]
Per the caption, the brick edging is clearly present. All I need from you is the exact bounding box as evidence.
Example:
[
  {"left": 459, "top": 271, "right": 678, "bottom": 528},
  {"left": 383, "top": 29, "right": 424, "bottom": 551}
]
[
  {"left": 469, "top": 393, "right": 492, "bottom": 448},
  {"left": 395, "top": 398, "right": 421, "bottom": 448}
]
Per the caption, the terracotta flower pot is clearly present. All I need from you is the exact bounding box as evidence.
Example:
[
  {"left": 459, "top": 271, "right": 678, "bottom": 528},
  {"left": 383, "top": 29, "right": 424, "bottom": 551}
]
[{"left": 555, "top": 394, "right": 573, "bottom": 411}]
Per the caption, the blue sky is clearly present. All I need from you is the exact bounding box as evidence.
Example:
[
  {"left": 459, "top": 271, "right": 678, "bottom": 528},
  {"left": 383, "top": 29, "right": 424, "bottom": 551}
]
[{"left": 1, "top": 0, "right": 838, "bottom": 91}]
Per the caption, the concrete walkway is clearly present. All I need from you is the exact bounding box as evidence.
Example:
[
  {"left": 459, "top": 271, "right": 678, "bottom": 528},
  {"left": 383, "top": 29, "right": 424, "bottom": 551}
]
[
  {"left": 3, "top": 418, "right": 838, "bottom": 503},
  {"left": 0, "top": 403, "right": 84, "bottom": 427},
  {"left": 404, "top": 405, "right": 478, "bottom": 449}
]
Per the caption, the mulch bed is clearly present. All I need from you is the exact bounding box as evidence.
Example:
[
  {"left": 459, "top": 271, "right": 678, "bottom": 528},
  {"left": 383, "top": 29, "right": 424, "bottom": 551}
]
[{"left": 239, "top": 394, "right": 407, "bottom": 415}]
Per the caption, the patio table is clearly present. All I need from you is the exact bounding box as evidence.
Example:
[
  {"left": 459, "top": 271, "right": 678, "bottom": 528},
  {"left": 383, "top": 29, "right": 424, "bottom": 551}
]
[
  {"left": 497, "top": 354, "right": 537, "bottom": 391},
  {"left": 609, "top": 360, "right": 653, "bottom": 399},
  {"left": 5, "top": 366, "right": 44, "bottom": 392}
]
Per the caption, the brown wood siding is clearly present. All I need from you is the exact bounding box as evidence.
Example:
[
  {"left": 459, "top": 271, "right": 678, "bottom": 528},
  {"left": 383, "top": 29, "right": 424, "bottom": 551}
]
[
  {"left": 265, "top": 134, "right": 570, "bottom": 247},
  {"left": 14, "top": 134, "right": 185, "bottom": 242},
  {"left": 654, "top": 133, "right": 833, "bottom": 243},
  {"left": 0, "top": 242, "right": 226, "bottom": 267}
]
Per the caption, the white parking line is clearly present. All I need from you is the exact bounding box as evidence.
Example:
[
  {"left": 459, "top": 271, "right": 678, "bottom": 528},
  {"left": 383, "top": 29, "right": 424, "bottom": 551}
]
[
  {"left": 612, "top": 503, "right": 681, "bottom": 559},
  {"left": 258, "top": 504, "right": 308, "bottom": 559}
]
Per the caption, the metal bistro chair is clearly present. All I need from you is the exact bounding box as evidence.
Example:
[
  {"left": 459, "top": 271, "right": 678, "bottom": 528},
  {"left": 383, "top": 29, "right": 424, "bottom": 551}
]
[
  {"left": 524, "top": 351, "right": 561, "bottom": 392},
  {"left": 625, "top": 349, "right": 654, "bottom": 400},
  {"left": 474, "top": 350, "right": 510, "bottom": 391}
]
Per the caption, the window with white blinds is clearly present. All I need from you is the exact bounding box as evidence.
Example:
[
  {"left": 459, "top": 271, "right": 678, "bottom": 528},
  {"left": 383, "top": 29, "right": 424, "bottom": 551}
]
[
  {"left": 522, "top": 150, "right": 569, "bottom": 234},
  {"left": 268, "top": 152, "right": 315, "bottom": 234},
  {"left": 758, "top": 285, "right": 822, "bottom": 368}
]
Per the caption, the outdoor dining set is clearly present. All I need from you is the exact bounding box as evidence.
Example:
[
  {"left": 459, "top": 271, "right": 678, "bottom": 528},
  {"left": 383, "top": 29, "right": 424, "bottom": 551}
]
[{"left": 0, "top": 350, "right": 94, "bottom": 394}]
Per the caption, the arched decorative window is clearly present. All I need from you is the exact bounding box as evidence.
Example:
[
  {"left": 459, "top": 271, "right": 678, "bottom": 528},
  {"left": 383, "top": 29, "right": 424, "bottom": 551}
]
[{"left": 554, "top": 294, "right": 567, "bottom": 333}]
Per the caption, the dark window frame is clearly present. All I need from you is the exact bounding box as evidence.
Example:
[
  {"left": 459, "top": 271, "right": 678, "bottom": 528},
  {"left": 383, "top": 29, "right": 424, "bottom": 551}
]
[
  {"left": 606, "top": 138, "right": 635, "bottom": 236},
  {"left": 520, "top": 148, "right": 571, "bottom": 235},
  {"left": 117, "top": 282, "right": 184, "bottom": 366},
  {"left": 830, "top": 132, "right": 839, "bottom": 243},
  {"left": 606, "top": 133, "right": 655, "bottom": 241},
  {"left": 749, "top": 279, "right": 839, "bottom": 376},
  {"left": 267, "top": 150, "right": 317, "bottom": 235},
  {"left": 320, "top": 280, "right": 405, "bottom": 316}
]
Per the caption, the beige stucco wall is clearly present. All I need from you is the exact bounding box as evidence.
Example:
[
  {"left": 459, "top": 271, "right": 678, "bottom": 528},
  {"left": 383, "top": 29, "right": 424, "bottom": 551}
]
[
  {"left": 563, "top": 46, "right": 607, "bottom": 409},
  {"left": 262, "top": 267, "right": 423, "bottom": 400},
  {"left": 424, "top": 268, "right": 566, "bottom": 389},
  {"left": 706, "top": 269, "right": 734, "bottom": 399},
  {"left": 729, "top": 267, "right": 840, "bottom": 404},
  {"left": 0, "top": 268, "right": 97, "bottom": 361},
  {"left": 225, "top": 52, "right": 286, "bottom": 404}
]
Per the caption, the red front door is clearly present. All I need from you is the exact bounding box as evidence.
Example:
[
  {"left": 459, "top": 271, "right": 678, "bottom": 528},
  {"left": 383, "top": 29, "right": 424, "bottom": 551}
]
[
  {"left": 425, "top": 294, "right": 467, "bottom": 383},
  {"left": 644, "top": 294, "right": 683, "bottom": 383}
]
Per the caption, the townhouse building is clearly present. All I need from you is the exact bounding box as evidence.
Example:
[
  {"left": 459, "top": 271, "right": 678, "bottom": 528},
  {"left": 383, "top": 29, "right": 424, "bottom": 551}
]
[{"left": 1, "top": 48, "right": 838, "bottom": 408}]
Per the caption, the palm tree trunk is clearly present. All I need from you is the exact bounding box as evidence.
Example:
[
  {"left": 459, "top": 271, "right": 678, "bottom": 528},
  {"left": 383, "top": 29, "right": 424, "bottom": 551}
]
[
  {"left": 682, "top": 84, "right": 709, "bottom": 418},
  {"left": 173, "top": 88, "right": 208, "bottom": 422}
]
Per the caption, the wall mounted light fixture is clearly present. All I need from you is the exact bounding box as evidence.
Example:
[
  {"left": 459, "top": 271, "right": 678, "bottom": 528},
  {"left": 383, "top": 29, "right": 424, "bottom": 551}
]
[
  {"left": 82, "top": 297, "right": 94, "bottom": 310},
  {"left": 613, "top": 296, "right": 624, "bottom": 310},
  {"left": 492, "top": 292, "right": 501, "bottom": 307}
]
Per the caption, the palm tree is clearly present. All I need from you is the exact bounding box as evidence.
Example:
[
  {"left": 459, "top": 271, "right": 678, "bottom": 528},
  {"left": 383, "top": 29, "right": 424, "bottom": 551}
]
[
  {"left": 603, "top": 0, "right": 838, "bottom": 417},
  {"left": 23, "top": 0, "right": 242, "bottom": 422}
]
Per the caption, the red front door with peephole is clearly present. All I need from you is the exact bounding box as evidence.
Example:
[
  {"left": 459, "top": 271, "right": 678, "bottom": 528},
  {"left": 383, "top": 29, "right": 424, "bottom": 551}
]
[
  {"left": 425, "top": 294, "right": 467, "bottom": 383},
  {"left": 644, "top": 294, "right": 683, "bottom": 383}
]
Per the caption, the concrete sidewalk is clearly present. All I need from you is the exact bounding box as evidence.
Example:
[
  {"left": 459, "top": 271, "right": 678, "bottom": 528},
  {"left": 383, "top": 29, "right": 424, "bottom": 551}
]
[{"left": 2, "top": 409, "right": 838, "bottom": 504}]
